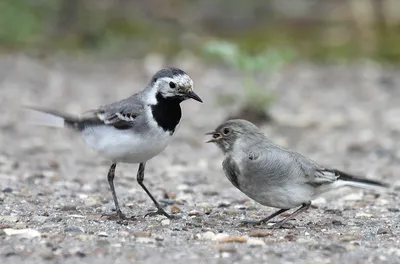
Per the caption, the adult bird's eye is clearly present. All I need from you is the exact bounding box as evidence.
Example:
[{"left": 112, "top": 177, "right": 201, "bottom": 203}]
[
  {"left": 169, "top": 82, "right": 176, "bottom": 88},
  {"left": 223, "top": 128, "right": 230, "bottom": 135}
]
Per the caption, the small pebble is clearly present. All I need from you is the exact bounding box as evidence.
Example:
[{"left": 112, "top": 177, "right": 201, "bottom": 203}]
[
  {"left": 355, "top": 212, "right": 373, "bottom": 218},
  {"left": 155, "top": 235, "right": 164, "bottom": 241},
  {"left": 161, "top": 219, "right": 171, "bottom": 226},
  {"left": 40, "top": 250, "right": 55, "bottom": 260},
  {"left": 247, "top": 238, "right": 266, "bottom": 247},
  {"left": 248, "top": 230, "right": 273, "bottom": 237},
  {"left": 4, "top": 228, "right": 41, "bottom": 238},
  {"left": 32, "top": 215, "right": 48, "bottom": 224},
  {"left": 221, "top": 252, "right": 231, "bottom": 258},
  {"left": 14, "top": 222, "right": 27, "bottom": 229},
  {"left": 214, "top": 245, "right": 237, "bottom": 253},
  {"left": 234, "top": 204, "right": 247, "bottom": 210},
  {"left": 296, "top": 238, "right": 309, "bottom": 243},
  {"left": 203, "top": 191, "right": 219, "bottom": 196},
  {"left": 284, "top": 234, "right": 297, "bottom": 241},
  {"left": 0, "top": 229, "right": 7, "bottom": 236},
  {"left": 200, "top": 231, "right": 216, "bottom": 240},
  {"left": 68, "top": 214, "right": 85, "bottom": 218},
  {"left": 188, "top": 210, "right": 202, "bottom": 217},
  {"left": 40, "top": 224, "right": 58, "bottom": 232},
  {"left": 60, "top": 205, "right": 77, "bottom": 211},
  {"left": 0, "top": 215, "right": 18, "bottom": 222},
  {"left": 215, "top": 233, "right": 229, "bottom": 240},
  {"left": 159, "top": 198, "right": 175, "bottom": 205},
  {"left": 133, "top": 231, "right": 151, "bottom": 237},
  {"left": 324, "top": 209, "right": 342, "bottom": 216},
  {"left": 332, "top": 220, "right": 344, "bottom": 226},
  {"left": 64, "top": 226, "right": 85, "bottom": 233},
  {"left": 340, "top": 235, "right": 359, "bottom": 242},
  {"left": 48, "top": 217, "right": 62, "bottom": 223},
  {"left": 136, "top": 237, "right": 156, "bottom": 244},
  {"left": 217, "top": 235, "right": 248, "bottom": 243},
  {"left": 171, "top": 206, "right": 181, "bottom": 214},
  {"left": 2, "top": 187, "right": 12, "bottom": 193},
  {"left": 84, "top": 197, "right": 100, "bottom": 207},
  {"left": 97, "top": 232, "right": 108, "bottom": 237},
  {"left": 217, "top": 202, "right": 231, "bottom": 208},
  {"left": 377, "top": 228, "right": 391, "bottom": 235},
  {"left": 165, "top": 192, "right": 176, "bottom": 199},
  {"left": 342, "top": 193, "right": 363, "bottom": 201}
]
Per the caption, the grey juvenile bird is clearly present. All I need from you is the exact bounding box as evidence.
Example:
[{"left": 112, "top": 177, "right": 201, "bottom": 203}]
[
  {"left": 207, "top": 119, "right": 388, "bottom": 228},
  {"left": 28, "top": 68, "right": 202, "bottom": 220}
]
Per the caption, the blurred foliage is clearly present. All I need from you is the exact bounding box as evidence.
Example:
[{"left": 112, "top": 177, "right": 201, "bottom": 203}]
[
  {"left": 0, "top": 0, "right": 400, "bottom": 62},
  {"left": 0, "top": 0, "right": 57, "bottom": 48},
  {"left": 203, "top": 40, "right": 295, "bottom": 112}
]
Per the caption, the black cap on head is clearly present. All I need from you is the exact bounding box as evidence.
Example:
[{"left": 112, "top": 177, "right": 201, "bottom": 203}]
[{"left": 152, "top": 68, "right": 187, "bottom": 83}]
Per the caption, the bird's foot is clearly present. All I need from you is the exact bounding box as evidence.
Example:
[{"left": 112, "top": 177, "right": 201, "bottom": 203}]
[
  {"left": 239, "top": 219, "right": 263, "bottom": 227},
  {"left": 145, "top": 207, "right": 174, "bottom": 219},
  {"left": 269, "top": 221, "right": 295, "bottom": 229},
  {"left": 100, "top": 210, "right": 135, "bottom": 221}
]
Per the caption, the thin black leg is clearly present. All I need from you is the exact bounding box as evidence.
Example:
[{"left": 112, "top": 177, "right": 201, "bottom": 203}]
[
  {"left": 136, "top": 162, "right": 171, "bottom": 219},
  {"left": 103, "top": 163, "right": 126, "bottom": 220},
  {"left": 240, "top": 208, "right": 288, "bottom": 226},
  {"left": 272, "top": 202, "right": 311, "bottom": 228},
  {"left": 258, "top": 208, "right": 289, "bottom": 224}
]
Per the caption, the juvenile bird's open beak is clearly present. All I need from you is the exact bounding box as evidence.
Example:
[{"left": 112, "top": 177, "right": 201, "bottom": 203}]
[
  {"left": 186, "top": 90, "right": 203, "bottom": 103},
  {"left": 205, "top": 131, "right": 217, "bottom": 143}
]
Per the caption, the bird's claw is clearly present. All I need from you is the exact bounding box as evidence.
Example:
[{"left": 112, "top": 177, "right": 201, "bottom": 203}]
[
  {"left": 269, "top": 221, "right": 295, "bottom": 229},
  {"left": 100, "top": 210, "right": 134, "bottom": 221},
  {"left": 145, "top": 208, "right": 172, "bottom": 219},
  {"left": 239, "top": 219, "right": 262, "bottom": 227}
]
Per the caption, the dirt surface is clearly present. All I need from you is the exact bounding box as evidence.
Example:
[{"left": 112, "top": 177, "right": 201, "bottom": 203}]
[{"left": 0, "top": 55, "right": 399, "bottom": 264}]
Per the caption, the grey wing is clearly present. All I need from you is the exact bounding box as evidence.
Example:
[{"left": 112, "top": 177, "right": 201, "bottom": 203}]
[
  {"left": 308, "top": 169, "right": 339, "bottom": 186},
  {"left": 84, "top": 95, "right": 145, "bottom": 130},
  {"left": 277, "top": 148, "right": 339, "bottom": 186},
  {"left": 242, "top": 141, "right": 338, "bottom": 186},
  {"left": 222, "top": 157, "right": 241, "bottom": 189}
]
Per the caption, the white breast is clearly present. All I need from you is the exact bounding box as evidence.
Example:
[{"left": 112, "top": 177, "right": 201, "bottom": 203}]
[{"left": 81, "top": 125, "right": 172, "bottom": 163}]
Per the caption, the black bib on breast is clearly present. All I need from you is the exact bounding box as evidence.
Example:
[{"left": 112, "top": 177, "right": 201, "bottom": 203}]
[{"left": 151, "top": 93, "right": 182, "bottom": 134}]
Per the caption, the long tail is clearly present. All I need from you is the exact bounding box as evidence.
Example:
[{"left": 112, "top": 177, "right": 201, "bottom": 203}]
[
  {"left": 330, "top": 169, "right": 389, "bottom": 191},
  {"left": 24, "top": 106, "right": 81, "bottom": 130}
]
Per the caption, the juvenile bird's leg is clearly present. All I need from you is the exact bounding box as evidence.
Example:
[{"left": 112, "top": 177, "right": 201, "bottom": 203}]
[
  {"left": 102, "top": 163, "right": 127, "bottom": 220},
  {"left": 258, "top": 208, "right": 289, "bottom": 225},
  {"left": 240, "top": 208, "right": 288, "bottom": 226},
  {"left": 272, "top": 202, "right": 311, "bottom": 229},
  {"left": 137, "top": 162, "right": 172, "bottom": 219}
]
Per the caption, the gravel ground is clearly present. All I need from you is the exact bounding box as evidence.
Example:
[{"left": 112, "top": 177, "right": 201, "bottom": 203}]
[{"left": 0, "top": 55, "right": 399, "bottom": 264}]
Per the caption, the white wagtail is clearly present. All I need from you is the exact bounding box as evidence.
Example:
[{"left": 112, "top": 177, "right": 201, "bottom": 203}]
[
  {"left": 206, "top": 119, "right": 388, "bottom": 228},
  {"left": 28, "top": 68, "right": 202, "bottom": 220}
]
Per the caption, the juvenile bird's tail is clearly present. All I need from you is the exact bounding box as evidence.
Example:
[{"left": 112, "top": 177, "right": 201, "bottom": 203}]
[
  {"left": 24, "top": 106, "right": 81, "bottom": 130},
  {"left": 330, "top": 169, "right": 389, "bottom": 191}
]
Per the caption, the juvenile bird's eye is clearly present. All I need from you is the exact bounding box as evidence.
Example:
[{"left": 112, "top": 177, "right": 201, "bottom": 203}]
[
  {"left": 223, "top": 128, "right": 230, "bottom": 135},
  {"left": 169, "top": 82, "right": 176, "bottom": 88}
]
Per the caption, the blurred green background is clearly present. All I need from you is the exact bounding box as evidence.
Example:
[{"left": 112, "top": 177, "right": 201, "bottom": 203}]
[{"left": 1, "top": 0, "right": 400, "bottom": 62}]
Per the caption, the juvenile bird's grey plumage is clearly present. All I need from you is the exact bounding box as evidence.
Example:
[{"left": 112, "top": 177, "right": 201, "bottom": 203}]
[
  {"left": 207, "top": 119, "right": 388, "bottom": 228},
  {"left": 27, "top": 67, "right": 202, "bottom": 220}
]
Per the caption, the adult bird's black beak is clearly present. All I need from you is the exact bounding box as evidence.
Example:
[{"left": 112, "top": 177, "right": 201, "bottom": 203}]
[{"left": 186, "top": 90, "right": 203, "bottom": 103}]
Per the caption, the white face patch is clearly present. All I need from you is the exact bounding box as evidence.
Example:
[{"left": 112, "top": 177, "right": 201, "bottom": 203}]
[
  {"left": 172, "top": 74, "right": 194, "bottom": 92},
  {"left": 155, "top": 74, "right": 194, "bottom": 98}
]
